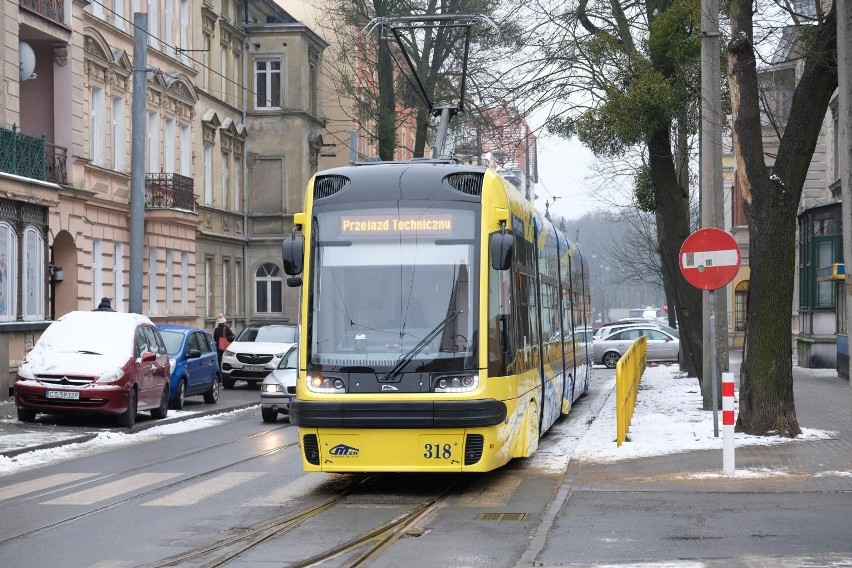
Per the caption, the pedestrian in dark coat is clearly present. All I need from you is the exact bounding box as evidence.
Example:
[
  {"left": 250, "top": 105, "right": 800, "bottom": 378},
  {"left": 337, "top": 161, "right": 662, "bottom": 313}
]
[
  {"left": 213, "top": 313, "right": 235, "bottom": 363},
  {"left": 94, "top": 297, "right": 116, "bottom": 311}
]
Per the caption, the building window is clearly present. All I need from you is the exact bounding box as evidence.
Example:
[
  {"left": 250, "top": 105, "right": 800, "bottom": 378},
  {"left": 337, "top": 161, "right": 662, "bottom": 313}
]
[
  {"left": 164, "top": 0, "right": 175, "bottom": 57},
  {"left": 164, "top": 118, "right": 176, "bottom": 173},
  {"left": 255, "top": 263, "right": 282, "bottom": 313},
  {"left": 114, "top": 241, "right": 125, "bottom": 311},
  {"left": 180, "top": 0, "right": 190, "bottom": 64},
  {"left": 91, "top": 86, "right": 105, "bottom": 166},
  {"left": 235, "top": 259, "right": 241, "bottom": 317},
  {"left": 233, "top": 154, "right": 241, "bottom": 211},
  {"left": 734, "top": 280, "right": 748, "bottom": 332},
  {"left": 221, "top": 151, "right": 230, "bottom": 207},
  {"left": 181, "top": 252, "right": 189, "bottom": 313},
  {"left": 165, "top": 249, "right": 174, "bottom": 312},
  {"left": 180, "top": 124, "right": 191, "bottom": 176},
  {"left": 206, "top": 256, "right": 215, "bottom": 316},
  {"left": 221, "top": 44, "right": 228, "bottom": 100},
  {"left": 255, "top": 59, "right": 281, "bottom": 108},
  {"left": 149, "top": 246, "right": 159, "bottom": 315},
  {"left": 23, "top": 226, "right": 45, "bottom": 320},
  {"left": 148, "top": 0, "right": 159, "bottom": 49},
  {"left": 147, "top": 111, "right": 160, "bottom": 172},
  {"left": 202, "top": 34, "right": 211, "bottom": 90},
  {"left": 93, "top": 238, "right": 104, "bottom": 308},
  {"left": 223, "top": 257, "right": 230, "bottom": 317},
  {"left": 113, "top": 0, "right": 125, "bottom": 30},
  {"left": 204, "top": 144, "right": 213, "bottom": 204},
  {"left": 112, "top": 96, "right": 126, "bottom": 171},
  {"left": 0, "top": 222, "right": 18, "bottom": 322}
]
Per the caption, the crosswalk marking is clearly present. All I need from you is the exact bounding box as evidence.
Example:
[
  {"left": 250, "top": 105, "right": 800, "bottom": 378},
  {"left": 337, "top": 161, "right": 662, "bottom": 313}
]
[
  {"left": 42, "top": 473, "right": 180, "bottom": 505},
  {"left": 0, "top": 473, "right": 98, "bottom": 502},
  {"left": 244, "top": 473, "right": 335, "bottom": 507},
  {"left": 89, "top": 562, "right": 135, "bottom": 568},
  {"left": 143, "top": 472, "right": 263, "bottom": 506}
]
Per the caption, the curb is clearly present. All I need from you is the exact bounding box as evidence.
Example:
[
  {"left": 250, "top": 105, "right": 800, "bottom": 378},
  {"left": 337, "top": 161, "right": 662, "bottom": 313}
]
[
  {"left": 0, "top": 402, "right": 259, "bottom": 459},
  {"left": 1, "top": 433, "right": 100, "bottom": 459}
]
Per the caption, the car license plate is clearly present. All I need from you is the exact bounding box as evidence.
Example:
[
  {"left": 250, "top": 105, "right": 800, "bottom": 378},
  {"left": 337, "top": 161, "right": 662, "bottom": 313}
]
[
  {"left": 46, "top": 390, "right": 80, "bottom": 400},
  {"left": 244, "top": 365, "right": 265, "bottom": 372}
]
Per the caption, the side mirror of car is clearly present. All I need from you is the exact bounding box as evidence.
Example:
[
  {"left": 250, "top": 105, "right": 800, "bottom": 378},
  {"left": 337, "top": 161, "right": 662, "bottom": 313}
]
[
  {"left": 187, "top": 349, "right": 201, "bottom": 359},
  {"left": 140, "top": 351, "right": 157, "bottom": 363}
]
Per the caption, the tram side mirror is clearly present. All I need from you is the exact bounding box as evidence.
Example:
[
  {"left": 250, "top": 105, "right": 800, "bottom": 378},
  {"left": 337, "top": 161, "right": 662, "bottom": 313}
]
[
  {"left": 287, "top": 276, "right": 302, "bottom": 288},
  {"left": 490, "top": 233, "right": 513, "bottom": 271},
  {"left": 282, "top": 235, "right": 304, "bottom": 276}
]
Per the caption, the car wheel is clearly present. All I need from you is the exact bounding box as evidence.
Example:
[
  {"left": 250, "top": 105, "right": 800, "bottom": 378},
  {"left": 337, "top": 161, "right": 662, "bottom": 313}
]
[
  {"left": 171, "top": 379, "right": 186, "bottom": 410},
  {"left": 603, "top": 351, "right": 621, "bottom": 369},
  {"left": 118, "top": 388, "right": 138, "bottom": 428},
  {"left": 261, "top": 407, "right": 278, "bottom": 423},
  {"left": 151, "top": 386, "right": 169, "bottom": 419},
  {"left": 204, "top": 375, "right": 220, "bottom": 404},
  {"left": 17, "top": 408, "right": 36, "bottom": 423},
  {"left": 222, "top": 377, "right": 236, "bottom": 389}
]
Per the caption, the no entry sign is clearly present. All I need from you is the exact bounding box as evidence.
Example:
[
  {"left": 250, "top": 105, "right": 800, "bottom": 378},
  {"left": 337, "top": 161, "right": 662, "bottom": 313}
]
[{"left": 679, "top": 228, "right": 741, "bottom": 290}]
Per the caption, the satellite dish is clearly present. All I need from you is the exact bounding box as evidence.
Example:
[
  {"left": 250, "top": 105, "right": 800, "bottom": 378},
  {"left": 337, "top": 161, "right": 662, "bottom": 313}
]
[{"left": 19, "top": 41, "right": 36, "bottom": 81}]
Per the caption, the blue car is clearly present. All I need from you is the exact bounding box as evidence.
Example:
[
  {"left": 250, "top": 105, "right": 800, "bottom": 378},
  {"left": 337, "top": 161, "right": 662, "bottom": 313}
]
[{"left": 156, "top": 325, "right": 221, "bottom": 409}]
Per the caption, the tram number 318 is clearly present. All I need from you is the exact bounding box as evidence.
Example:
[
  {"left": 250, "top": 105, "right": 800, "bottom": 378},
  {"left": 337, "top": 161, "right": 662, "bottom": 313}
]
[{"left": 423, "top": 443, "right": 453, "bottom": 459}]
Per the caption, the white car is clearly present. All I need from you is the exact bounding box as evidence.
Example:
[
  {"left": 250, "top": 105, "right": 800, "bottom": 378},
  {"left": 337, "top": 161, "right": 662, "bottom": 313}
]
[
  {"left": 594, "top": 325, "right": 680, "bottom": 369},
  {"left": 260, "top": 344, "right": 298, "bottom": 423},
  {"left": 220, "top": 323, "right": 296, "bottom": 389}
]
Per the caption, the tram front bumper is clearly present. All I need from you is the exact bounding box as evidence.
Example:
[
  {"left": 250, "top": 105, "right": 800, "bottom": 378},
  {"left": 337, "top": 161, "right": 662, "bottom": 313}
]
[{"left": 289, "top": 399, "right": 507, "bottom": 428}]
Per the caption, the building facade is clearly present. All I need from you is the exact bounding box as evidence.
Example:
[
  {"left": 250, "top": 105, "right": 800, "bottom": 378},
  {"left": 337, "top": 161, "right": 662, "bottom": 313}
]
[{"left": 0, "top": 0, "right": 324, "bottom": 399}]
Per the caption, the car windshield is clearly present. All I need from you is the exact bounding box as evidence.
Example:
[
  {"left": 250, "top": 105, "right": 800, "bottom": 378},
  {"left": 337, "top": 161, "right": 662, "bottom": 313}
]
[
  {"left": 28, "top": 316, "right": 136, "bottom": 363},
  {"left": 159, "top": 330, "right": 185, "bottom": 356},
  {"left": 236, "top": 325, "right": 296, "bottom": 343},
  {"left": 308, "top": 205, "right": 478, "bottom": 373},
  {"left": 277, "top": 347, "right": 298, "bottom": 369}
]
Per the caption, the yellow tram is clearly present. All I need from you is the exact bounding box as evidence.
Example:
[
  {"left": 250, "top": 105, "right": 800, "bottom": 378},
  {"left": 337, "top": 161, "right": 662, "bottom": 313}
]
[{"left": 282, "top": 160, "right": 591, "bottom": 472}]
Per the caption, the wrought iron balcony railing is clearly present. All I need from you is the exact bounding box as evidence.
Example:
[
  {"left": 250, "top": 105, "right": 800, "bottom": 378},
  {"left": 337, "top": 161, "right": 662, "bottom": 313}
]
[
  {"left": 19, "top": 0, "right": 64, "bottom": 26},
  {"left": 145, "top": 173, "right": 196, "bottom": 212},
  {"left": 0, "top": 125, "right": 68, "bottom": 185}
]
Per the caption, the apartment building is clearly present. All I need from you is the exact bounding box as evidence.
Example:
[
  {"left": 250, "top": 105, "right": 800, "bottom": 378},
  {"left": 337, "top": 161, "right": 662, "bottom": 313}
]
[{"left": 0, "top": 0, "right": 324, "bottom": 398}]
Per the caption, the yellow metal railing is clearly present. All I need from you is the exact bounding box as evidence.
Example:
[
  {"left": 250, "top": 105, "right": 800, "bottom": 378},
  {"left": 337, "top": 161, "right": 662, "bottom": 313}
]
[{"left": 615, "top": 335, "right": 647, "bottom": 447}]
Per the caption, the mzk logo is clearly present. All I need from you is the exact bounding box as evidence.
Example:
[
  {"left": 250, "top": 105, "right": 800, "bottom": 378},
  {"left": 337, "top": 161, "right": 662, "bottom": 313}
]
[{"left": 329, "top": 444, "right": 360, "bottom": 458}]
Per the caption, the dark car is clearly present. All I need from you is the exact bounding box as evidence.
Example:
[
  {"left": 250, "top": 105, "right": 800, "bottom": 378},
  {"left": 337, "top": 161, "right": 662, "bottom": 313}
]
[
  {"left": 157, "top": 325, "right": 221, "bottom": 409},
  {"left": 220, "top": 323, "right": 297, "bottom": 389},
  {"left": 14, "top": 311, "right": 171, "bottom": 428}
]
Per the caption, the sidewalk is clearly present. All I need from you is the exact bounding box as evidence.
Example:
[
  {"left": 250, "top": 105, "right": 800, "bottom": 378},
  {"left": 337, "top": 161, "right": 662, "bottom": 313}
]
[
  {"left": 0, "top": 397, "right": 258, "bottom": 458},
  {"left": 522, "top": 356, "right": 852, "bottom": 567}
]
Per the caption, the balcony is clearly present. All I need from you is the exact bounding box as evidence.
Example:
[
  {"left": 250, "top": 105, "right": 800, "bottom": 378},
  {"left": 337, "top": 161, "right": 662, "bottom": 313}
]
[
  {"left": 0, "top": 124, "right": 67, "bottom": 185},
  {"left": 145, "top": 173, "right": 195, "bottom": 212},
  {"left": 19, "top": 0, "right": 65, "bottom": 27}
]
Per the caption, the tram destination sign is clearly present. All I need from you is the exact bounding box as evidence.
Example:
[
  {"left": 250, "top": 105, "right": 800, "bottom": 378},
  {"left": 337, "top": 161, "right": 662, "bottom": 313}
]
[
  {"left": 340, "top": 214, "right": 454, "bottom": 235},
  {"left": 679, "top": 228, "right": 741, "bottom": 290}
]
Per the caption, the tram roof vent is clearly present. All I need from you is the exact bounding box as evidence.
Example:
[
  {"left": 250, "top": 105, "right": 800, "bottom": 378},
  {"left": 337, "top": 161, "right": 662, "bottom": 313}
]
[
  {"left": 314, "top": 175, "right": 350, "bottom": 200},
  {"left": 445, "top": 172, "right": 483, "bottom": 196}
]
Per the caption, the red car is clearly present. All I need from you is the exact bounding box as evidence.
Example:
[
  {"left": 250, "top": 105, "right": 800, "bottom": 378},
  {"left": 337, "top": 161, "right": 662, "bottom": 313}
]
[{"left": 14, "top": 311, "right": 171, "bottom": 428}]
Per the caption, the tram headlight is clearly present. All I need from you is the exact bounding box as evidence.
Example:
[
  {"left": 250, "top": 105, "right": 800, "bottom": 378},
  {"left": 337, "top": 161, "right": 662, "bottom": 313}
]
[
  {"left": 433, "top": 374, "right": 478, "bottom": 393},
  {"left": 305, "top": 374, "right": 345, "bottom": 393}
]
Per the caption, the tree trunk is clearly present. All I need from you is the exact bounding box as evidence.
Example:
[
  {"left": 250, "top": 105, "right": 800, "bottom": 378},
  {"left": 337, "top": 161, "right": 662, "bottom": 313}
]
[
  {"left": 648, "top": 128, "right": 704, "bottom": 379},
  {"left": 727, "top": 0, "right": 837, "bottom": 436}
]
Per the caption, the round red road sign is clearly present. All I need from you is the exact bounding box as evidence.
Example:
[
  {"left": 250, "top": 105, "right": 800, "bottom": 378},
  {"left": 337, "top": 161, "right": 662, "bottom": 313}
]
[{"left": 679, "top": 228, "right": 741, "bottom": 290}]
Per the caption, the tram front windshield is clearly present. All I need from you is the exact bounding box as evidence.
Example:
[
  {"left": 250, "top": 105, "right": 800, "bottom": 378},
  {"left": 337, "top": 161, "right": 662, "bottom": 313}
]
[{"left": 309, "top": 207, "right": 478, "bottom": 373}]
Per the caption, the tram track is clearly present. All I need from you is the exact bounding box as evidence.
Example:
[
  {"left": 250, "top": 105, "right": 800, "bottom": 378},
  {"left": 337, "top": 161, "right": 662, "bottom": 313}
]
[
  {"left": 149, "top": 474, "right": 463, "bottom": 568},
  {"left": 0, "top": 423, "right": 291, "bottom": 509},
  {"left": 0, "top": 428, "right": 297, "bottom": 546}
]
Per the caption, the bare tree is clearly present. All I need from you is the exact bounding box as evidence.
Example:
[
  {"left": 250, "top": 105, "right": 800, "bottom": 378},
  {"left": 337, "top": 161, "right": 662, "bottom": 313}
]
[{"left": 727, "top": 0, "right": 838, "bottom": 436}]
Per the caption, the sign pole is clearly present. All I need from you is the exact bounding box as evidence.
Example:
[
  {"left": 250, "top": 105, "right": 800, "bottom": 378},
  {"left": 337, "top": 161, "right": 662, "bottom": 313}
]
[{"left": 710, "top": 289, "right": 718, "bottom": 437}]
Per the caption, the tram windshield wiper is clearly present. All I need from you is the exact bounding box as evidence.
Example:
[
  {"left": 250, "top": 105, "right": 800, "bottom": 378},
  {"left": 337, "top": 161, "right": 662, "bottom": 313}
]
[{"left": 382, "top": 310, "right": 461, "bottom": 381}]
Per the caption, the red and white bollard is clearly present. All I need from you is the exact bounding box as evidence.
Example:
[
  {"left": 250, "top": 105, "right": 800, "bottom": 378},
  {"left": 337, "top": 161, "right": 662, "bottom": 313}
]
[{"left": 722, "top": 372, "right": 735, "bottom": 474}]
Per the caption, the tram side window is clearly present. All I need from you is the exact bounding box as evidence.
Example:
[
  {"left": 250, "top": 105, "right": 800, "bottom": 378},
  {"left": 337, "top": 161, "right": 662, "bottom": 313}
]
[{"left": 488, "top": 260, "right": 513, "bottom": 376}]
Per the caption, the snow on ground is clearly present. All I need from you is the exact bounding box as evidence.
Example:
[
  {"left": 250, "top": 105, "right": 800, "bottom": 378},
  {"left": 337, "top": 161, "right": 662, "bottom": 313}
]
[
  {"left": 0, "top": 407, "right": 255, "bottom": 477},
  {"left": 527, "top": 364, "right": 836, "bottom": 475}
]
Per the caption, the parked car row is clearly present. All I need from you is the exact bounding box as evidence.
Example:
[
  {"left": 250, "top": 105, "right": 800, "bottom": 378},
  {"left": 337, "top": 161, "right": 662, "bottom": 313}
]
[{"left": 13, "top": 312, "right": 297, "bottom": 428}]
